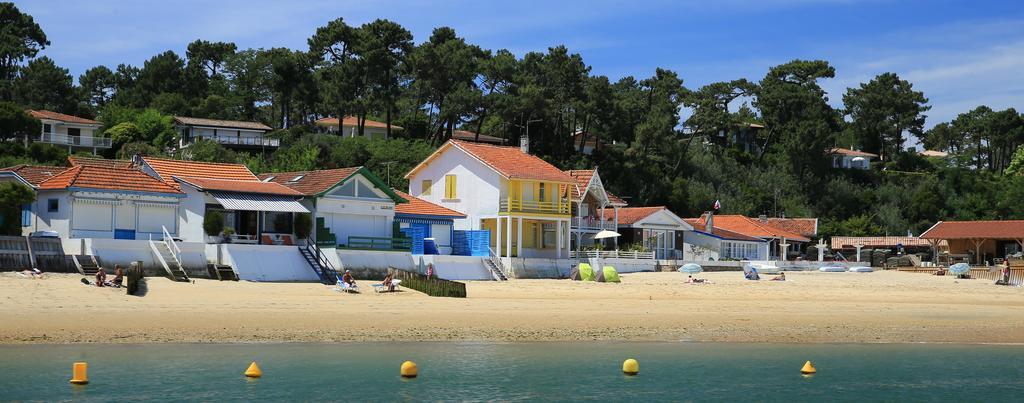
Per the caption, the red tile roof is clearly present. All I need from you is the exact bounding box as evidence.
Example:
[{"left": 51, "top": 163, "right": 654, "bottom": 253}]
[
  {"left": 142, "top": 157, "right": 258, "bottom": 186},
  {"left": 830, "top": 236, "right": 943, "bottom": 250},
  {"left": 451, "top": 130, "right": 504, "bottom": 144},
  {"left": 830, "top": 148, "right": 878, "bottom": 158},
  {"left": 67, "top": 156, "right": 133, "bottom": 169},
  {"left": 566, "top": 169, "right": 626, "bottom": 205},
  {"left": 37, "top": 166, "right": 181, "bottom": 194},
  {"left": 684, "top": 218, "right": 766, "bottom": 242},
  {"left": 604, "top": 206, "right": 670, "bottom": 225},
  {"left": 27, "top": 109, "right": 99, "bottom": 125},
  {"left": 315, "top": 116, "right": 403, "bottom": 130},
  {"left": 445, "top": 140, "right": 573, "bottom": 183},
  {"left": 258, "top": 168, "right": 360, "bottom": 196},
  {"left": 173, "top": 116, "right": 272, "bottom": 131},
  {"left": 689, "top": 214, "right": 811, "bottom": 242},
  {"left": 764, "top": 217, "right": 818, "bottom": 237},
  {"left": 393, "top": 190, "right": 466, "bottom": 218},
  {"left": 0, "top": 165, "right": 67, "bottom": 186},
  {"left": 920, "top": 220, "right": 1024, "bottom": 240},
  {"left": 174, "top": 176, "right": 301, "bottom": 196}
]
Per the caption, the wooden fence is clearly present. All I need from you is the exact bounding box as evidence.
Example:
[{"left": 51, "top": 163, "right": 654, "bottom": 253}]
[
  {"left": 896, "top": 267, "right": 1024, "bottom": 286},
  {"left": 387, "top": 267, "right": 466, "bottom": 298},
  {"left": 0, "top": 236, "right": 70, "bottom": 272}
]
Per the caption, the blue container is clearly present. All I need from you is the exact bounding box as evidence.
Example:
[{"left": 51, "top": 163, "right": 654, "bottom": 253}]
[{"left": 423, "top": 238, "right": 439, "bottom": 255}]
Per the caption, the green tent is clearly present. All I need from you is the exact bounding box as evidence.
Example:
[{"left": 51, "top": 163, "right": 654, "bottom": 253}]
[
  {"left": 601, "top": 266, "right": 620, "bottom": 283},
  {"left": 578, "top": 263, "right": 596, "bottom": 281}
]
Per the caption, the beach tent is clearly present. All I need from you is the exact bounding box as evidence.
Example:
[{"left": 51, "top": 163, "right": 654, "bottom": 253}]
[
  {"left": 569, "top": 265, "right": 581, "bottom": 280},
  {"left": 578, "top": 263, "right": 596, "bottom": 281},
  {"left": 600, "top": 266, "right": 620, "bottom": 283}
]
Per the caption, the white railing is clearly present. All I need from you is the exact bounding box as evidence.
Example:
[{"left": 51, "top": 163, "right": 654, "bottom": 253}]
[
  {"left": 570, "top": 250, "right": 656, "bottom": 260},
  {"left": 193, "top": 135, "right": 280, "bottom": 147},
  {"left": 161, "top": 226, "right": 181, "bottom": 266},
  {"left": 39, "top": 133, "right": 112, "bottom": 148},
  {"left": 571, "top": 217, "right": 617, "bottom": 230}
]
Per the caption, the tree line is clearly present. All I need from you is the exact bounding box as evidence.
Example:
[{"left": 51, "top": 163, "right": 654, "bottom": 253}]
[{"left": 2, "top": 2, "right": 1023, "bottom": 238}]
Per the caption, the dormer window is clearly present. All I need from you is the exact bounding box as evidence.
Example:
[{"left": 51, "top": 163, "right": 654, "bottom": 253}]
[
  {"left": 262, "top": 176, "right": 275, "bottom": 182},
  {"left": 287, "top": 175, "right": 304, "bottom": 183}
]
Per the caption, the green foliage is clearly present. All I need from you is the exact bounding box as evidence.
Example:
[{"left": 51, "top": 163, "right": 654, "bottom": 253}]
[
  {"left": 13, "top": 56, "right": 78, "bottom": 113},
  {"left": 203, "top": 210, "right": 224, "bottom": 237},
  {"left": 0, "top": 101, "right": 40, "bottom": 142},
  {"left": 116, "top": 141, "right": 161, "bottom": 159},
  {"left": 0, "top": 2, "right": 49, "bottom": 99},
  {"left": 0, "top": 182, "right": 34, "bottom": 235},
  {"left": 176, "top": 139, "right": 238, "bottom": 163},
  {"left": 293, "top": 213, "right": 312, "bottom": 240},
  {"left": 843, "top": 72, "right": 929, "bottom": 161},
  {"left": 105, "top": 122, "right": 142, "bottom": 146},
  {"left": 1006, "top": 145, "right": 1024, "bottom": 176}
]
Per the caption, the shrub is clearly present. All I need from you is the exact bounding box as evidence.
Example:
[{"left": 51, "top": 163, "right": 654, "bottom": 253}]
[
  {"left": 203, "top": 210, "right": 224, "bottom": 237},
  {"left": 294, "top": 213, "right": 312, "bottom": 240}
]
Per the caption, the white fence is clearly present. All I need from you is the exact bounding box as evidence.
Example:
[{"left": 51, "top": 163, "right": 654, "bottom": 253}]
[{"left": 570, "top": 250, "right": 655, "bottom": 260}]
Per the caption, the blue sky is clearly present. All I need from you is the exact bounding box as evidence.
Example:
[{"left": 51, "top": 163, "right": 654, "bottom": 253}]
[{"left": 15, "top": 0, "right": 1024, "bottom": 129}]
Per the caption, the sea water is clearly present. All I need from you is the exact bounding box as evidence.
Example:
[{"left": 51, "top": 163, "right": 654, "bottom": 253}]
[{"left": 1, "top": 342, "right": 1022, "bottom": 401}]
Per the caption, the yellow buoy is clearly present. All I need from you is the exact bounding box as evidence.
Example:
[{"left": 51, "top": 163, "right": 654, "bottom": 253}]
[
  {"left": 400, "top": 361, "right": 418, "bottom": 378},
  {"left": 245, "top": 361, "right": 262, "bottom": 378},
  {"left": 801, "top": 360, "right": 816, "bottom": 375},
  {"left": 70, "top": 362, "right": 89, "bottom": 385},
  {"left": 622, "top": 358, "right": 639, "bottom": 375}
]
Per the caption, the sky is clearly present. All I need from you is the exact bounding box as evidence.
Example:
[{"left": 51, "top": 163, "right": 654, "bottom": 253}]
[{"left": 14, "top": 0, "right": 1024, "bottom": 130}]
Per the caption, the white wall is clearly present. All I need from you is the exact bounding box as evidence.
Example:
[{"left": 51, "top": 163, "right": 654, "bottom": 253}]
[
  {"left": 220, "top": 244, "right": 319, "bottom": 282},
  {"left": 316, "top": 180, "right": 396, "bottom": 245},
  {"left": 178, "top": 186, "right": 208, "bottom": 242},
  {"left": 65, "top": 238, "right": 206, "bottom": 270},
  {"left": 190, "top": 127, "right": 265, "bottom": 140},
  {"left": 417, "top": 255, "right": 493, "bottom": 280},
  {"left": 408, "top": 145, "right": 503, "bottom": 230},
  {"left": 682, "top": 231, "right": 722, "bottom": 261},
  {"left": 336, "top": 249, "right": 414, "bottom": 271},
  {"left": 29, "top": 190, "right": 71, "bottom": 236}
]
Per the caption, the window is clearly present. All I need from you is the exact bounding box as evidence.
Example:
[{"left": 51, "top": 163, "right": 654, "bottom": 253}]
[
  {"left": 444, "top": 175, "right": 457, "bottom": 199},
  {"left": 67, "top": 128, "right": 81, "bottom": 137},
  {"left": 21, "top": 204, "right": 31, "bottom": 227},
  {"left": 43, "top": 123, "right": 52, "bottom": 133},
  {"left": 538, "top": 183, "right": 546, "bottom": 201},
  {"left": 47, "top": 199, "right": 59, "bottom": 213},
  {"left": 421, "top": 180, "right": 432, "bottom": 196}
]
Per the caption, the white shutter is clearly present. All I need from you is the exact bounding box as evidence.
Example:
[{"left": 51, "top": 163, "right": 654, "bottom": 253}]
[
  {"left": 72, "top": 199, "right": 113, "bottom": 231},
  {"left": 137, "top": 203, "right": 177, "bottom": 233}
]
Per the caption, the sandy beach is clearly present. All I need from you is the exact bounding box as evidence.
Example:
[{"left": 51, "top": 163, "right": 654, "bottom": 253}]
[{"left": 1, "top": 270, "right": 1022, "bottom": 344}]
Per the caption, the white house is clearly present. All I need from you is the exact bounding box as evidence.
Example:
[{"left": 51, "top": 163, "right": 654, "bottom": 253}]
[
  {"left": 29, "top": 110, "right": 110, "bottom": 154},
  {"left": 566, "top": 169, "right": 626, "bottom": 250},
  {"left": 683, "top": 216, "right": 769, "bottom": 261},
  {"left": 315, "top": 116, "right": 399, "bottom": 140},
  {"left": 259, "top": 167, "right": 408, "bottom": 249},
  {"left": 174, "top": 116, "right": 278, "bottom": 150},
  {"left": 830, "top": 147, "right": 878, "bottom": 170},
  {"left": 608, "top": 206, "right": 692, "bottom": 259},
  {"left": 405, "top": 139, "right": 574, "bottom": 259},
  {"left": 686, "top": 214, "right": 808, "bottom": 260}
]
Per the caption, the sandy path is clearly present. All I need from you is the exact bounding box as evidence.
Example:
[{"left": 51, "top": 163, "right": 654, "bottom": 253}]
[{"left": 1, "top": 270, "right": 1022, "bottom": 344}]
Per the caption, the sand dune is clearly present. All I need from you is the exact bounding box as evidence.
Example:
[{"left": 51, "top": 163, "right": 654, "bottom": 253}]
[{"left": 1, "top": 270, "right": 1022, "bottom": 344}]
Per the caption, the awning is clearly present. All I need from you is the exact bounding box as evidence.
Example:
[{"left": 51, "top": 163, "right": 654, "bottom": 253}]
[{"left": 209, "top": 191, "right": 309, "bottom": 213}]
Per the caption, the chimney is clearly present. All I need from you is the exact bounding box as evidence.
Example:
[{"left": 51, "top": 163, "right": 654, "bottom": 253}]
[
  {"left": 706, "top": 212, "right": 714, "bottom": 233},
  {"left": 758, "top": 214, "right": 768, "bottom": 223},
  {"left": 520, "top": 135, "right": 530, "bottom": 154}
]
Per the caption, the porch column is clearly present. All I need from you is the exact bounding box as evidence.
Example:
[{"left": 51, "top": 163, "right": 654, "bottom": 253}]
[
  {"left": 855, "top": 244, "right": 864, "bottom": 262},
  {"left": 565, "top": 219, "right": 572, "bottom": 258},
  {"left": 516, "top": 217, "right": 523, "bottom": 258},
  {"left": 613, "top": 207, "right": 620, "bottom": 249},
  {"left": 556, "top": 219, "right": 563, "bottom": 259},
  {"left": 506, "top": 216, "right": 513, "bottom": 258},
  {"left": 495, "top": 217, "right": 502, "bottom": 258}
]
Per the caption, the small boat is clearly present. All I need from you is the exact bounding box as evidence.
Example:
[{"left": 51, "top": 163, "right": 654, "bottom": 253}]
[
  {"left": 848, "top": 266, "right": 873, "bottom": 273},
  {"left": 818, "top": 266, "right": 846, "bottom": 272}
]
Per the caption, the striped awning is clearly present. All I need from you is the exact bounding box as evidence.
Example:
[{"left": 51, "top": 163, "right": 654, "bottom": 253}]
[{"left": 209, "top": 191, "right": 309, "bottom": 213}]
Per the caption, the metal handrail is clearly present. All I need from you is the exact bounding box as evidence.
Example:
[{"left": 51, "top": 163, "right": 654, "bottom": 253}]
[
  {"left": 570, "top": 250, "right": 656, "bottom": 260},
  {"left": 193, "top": 135, "right": 280, "bottom": 147},
  {"left": 161, "top": 226, "right": 181, "bottom": 264}
]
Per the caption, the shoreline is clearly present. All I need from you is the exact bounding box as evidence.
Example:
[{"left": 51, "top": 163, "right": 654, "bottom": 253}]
[{"left": 2, "top": 271, "right": 1023, "bottom": 345}]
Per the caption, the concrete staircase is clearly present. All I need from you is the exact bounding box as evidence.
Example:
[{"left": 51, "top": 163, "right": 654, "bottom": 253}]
[
  {"left": 207, "top": 263, "right": 238, "bottom": 281},
  {"left": 72, "top": 255, "right": 103, "bottom": 276},
  {"left": 150, "top": 240, "right": 189, "bottom": 282}
]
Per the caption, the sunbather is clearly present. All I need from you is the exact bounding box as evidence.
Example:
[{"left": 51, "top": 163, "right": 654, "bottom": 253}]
[
  {"left": 933, "top": 268, "right": 947, "bottom": 276},
  {"left": 770, "top": 272, "right": 786, "bottom": 281},
  {"left": 95, "top": 269, "right": 107, "bottom": 287},
  {"left": 111, "top": 265, "right": 124, "bottom": 288},
  {"left": 381, "top": 272, "right": 396, "bottom": 292},
  {"left": 341, "top": 270, "right": 356, "bottom": 287},
  {"left": 745, "top": 268, "right": 760, "bottom": 281},
  {"left": 686, "top": 275, "right": 711, "bottom": 284},
  {"left": 19, "top": 268, "right": 43, "bottom": 279}
]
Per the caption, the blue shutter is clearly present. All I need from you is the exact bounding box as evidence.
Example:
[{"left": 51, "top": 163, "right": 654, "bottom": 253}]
[{"left": 21, "top": 204, "right": 31, "bottom": 227}]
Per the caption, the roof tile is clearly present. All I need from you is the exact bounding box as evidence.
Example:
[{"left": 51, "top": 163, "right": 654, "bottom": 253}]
[
  {"left": 448, "top": 140, "right": 574, "bottom": 183},
  {"left": 689, "top": 214, "right": 811, "bottom": 242},
  {"left": 27, "top": 109, "right": 99, "bottom": 125},
  {"left": 315, "top": 116, "right": 403, "bottom": 130},
  {"left": 0, "top": 164, "right": 68, "bottom": 186},
  {"left": 920, "top": 220, "right": 1024, "bottom": 240},
  {"left": 258, "top": 168, "right": 360, "bottom": 196},
  {"left": 173, "top": 116, "right": 272, "bottom": 131},
  {"left": 174, "top": 176, "right": 301, "bottom": 196},
  {"left": 37, "top": 166, "right": 180, "bottom": 194},
  {"left": 143, "top": 157, "right": 258, "bottom": 187},
  {"left": 393, "top": 190, "right": 466, "bottom": 218}
]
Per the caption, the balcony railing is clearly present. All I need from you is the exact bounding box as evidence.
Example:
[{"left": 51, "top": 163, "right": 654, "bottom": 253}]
[
  {"left": 571, "top": 216, "right": 617, "bottom": 230},
  {"left": 570, "top": 250, "right": 656, "bottom": 260},
  {"left": 38, "top": 133, "right": 112, "bottom": 148},
  {"left": 499, "top": 197, "right": 570, "bottom": 215},
  {"left": 192, "top": 135, "right": 280, "bottom": 147}
]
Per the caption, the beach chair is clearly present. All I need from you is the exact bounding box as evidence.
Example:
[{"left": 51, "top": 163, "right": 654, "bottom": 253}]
[
  {"left": 373, "top": 279, "right": 402, "bottom": 293},
  {"left": 335, "top": 279, "right": 359, "bottom": 293}
]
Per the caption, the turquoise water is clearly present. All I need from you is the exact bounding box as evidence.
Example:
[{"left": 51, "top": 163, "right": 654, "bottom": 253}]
[{"left": 1, "top": 343, "right": 1023, "bottom": 401}]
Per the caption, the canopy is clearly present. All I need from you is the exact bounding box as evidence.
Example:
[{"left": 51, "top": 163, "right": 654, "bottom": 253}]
[
  {"left": 678, "top": 263, "right": 702, "bottom": 274},
  {"left": 948, "top": 263, "right": 971, "bottom": 275},
  {"left": 594, "top": 230, "right": 621, "bottom": 240},
  {"left": 209, "top": 191, "right": 310, "bottom": 213}
]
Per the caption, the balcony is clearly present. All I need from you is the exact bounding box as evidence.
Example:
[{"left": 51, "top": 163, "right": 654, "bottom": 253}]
[
  {"left": 499, "top": 198, "right": 570, "bottom": 216},
  {"left": 191, "top": 135, "right": 280, "bottom": 147},
  {"left": 38, "top": 133, "right": 111, "bottom": 148},
  {"left": 571, "top": 216, "right": 617, "bottom": 230}
]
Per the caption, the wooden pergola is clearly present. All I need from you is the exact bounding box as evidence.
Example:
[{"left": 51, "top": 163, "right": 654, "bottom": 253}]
[{"left": 920, "top": 220, "right": 1024, "bottom": 265}]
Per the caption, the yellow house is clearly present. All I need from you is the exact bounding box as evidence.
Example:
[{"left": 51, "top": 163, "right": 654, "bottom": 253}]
[{"left": 404, "top": 139, "right": 573, "bottom": 258}]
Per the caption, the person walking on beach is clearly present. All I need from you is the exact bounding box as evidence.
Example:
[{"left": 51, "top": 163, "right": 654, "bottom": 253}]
[{"left": 996, "top": 259, "right": 1011, "bottom": 285}]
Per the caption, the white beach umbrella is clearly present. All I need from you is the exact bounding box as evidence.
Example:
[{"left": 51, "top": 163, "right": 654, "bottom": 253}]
[
  {"left": 678, "top": 263, "right": 703, "bottom": 274},
  {"left": 593, "top": 230, "right": 621, "bottom": 240},
  {"left": 948, "top": 263, "right": 971, "bottom": 275}
]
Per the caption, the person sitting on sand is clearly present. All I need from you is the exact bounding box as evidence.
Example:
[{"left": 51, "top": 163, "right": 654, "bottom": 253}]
[
  {"left": 342, "top": 270, "right": 356, "bottom": 287},
  {"left": 933, "top": 267, "right": 947, "bottom": 276},
  {"left": 745, "top": 267, "right": 760, "bottom": 281},
  {"left": 770, "top": 272, "right": 786, "bottom": 281},
  {"left": 111, "top": 265, "right": 124, "bottom": 288},
  {"left": 95, "top": 269, "right": 107, "bottom": 287},
  {"left": 381, "top": 272, "right": 396, "bottom": 292},
  {"left": 996, "top": 260, "right": 1011, "bottom": 285}
]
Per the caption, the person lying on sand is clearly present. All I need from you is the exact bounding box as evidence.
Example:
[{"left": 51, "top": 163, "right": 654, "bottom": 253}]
[
  {"left": 770, "top": 272, "right": 786, "bottom": 281},
  {"left": 19, "top": 268, "right": 43, "bottom": 279},
  {"left": 686, "top": 275, "right": 711, "bottom": 284}
]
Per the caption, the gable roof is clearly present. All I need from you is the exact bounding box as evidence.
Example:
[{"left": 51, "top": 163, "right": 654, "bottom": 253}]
[
  {"left": 0, "top": 165, "right": 67, "bottom": 186},
  {"left": 690, "top": 214, "right": 811, "bottom": 242},
  {"left": 406, "top": 140, "right": 573, "bottom": 183},
  {"left": 37, "top": 165, "right": 181, "bottom": 195},
  {"left": 173, "top": 116, "right": 272, "bottom": 131},
  {"left": 920, "top": 220, "right": 1024, "bottom": 240},
  {"left": 830, "top": 236, "right": 942, "bottom": 250},
  {"left": 604, "top": 206, "right": 687, "bottom": 227},
  {"left": 258, "top": 167, "right": 406, "bottom": 202},
  {"left": 142, "top": 157, "right": 258, "bottom": 186},
  {"left": 565, "top": 169, "right": 626, "bottom": 206},
  {"left": 763, "top": 217, "right": 818, "bottom": 238},
  {"left": 27, "top": 109, "right": 99, "bottom": 125},
  {"left": 830, "top": 148, "right": 878, "bottom": 158},
  {"left": 451, "top": 130, "right": 504, "bottom": 144},
  {"left": 684, "top": 218, "right": 766, "bottom": 242},
  {"left": 67, "top": 156, "right": 133, "bottom": 169},
  {"left": 393, "top": 190, "right": 466, "bottom": 218},
  {"left": 174, "top": 176, "right": 301, "bottom": 196},
  {"left": 315, "top": 116, "right": 404, "bottom": 130}
]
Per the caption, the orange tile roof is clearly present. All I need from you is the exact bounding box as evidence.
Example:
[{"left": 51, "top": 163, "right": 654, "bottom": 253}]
[
  {"left": 684, "top": 218, "right": 765, "bottom": 242},
  {"left": 27, "top": 109, "right": 99, "bottom": 125},
  {"left": 258, "top": 167, "right": 360, "bottom": 196},
  {"left": 0, "top": 164, "right": 67, "bottom": 186},
  {"left": 829, "top": 148, "right": 878, "bottom": 158},
  {"left": 690, "top": 214, "right": 811, "bottom": 242},
  {"left": 37, "top": 166, "right": 181, "bottom": 194},
  {"left": 830, "top": 236, "right": 943, "bottom": 250},
  {"left": 173, "top": 116, "right": 272, "bottom": 131},
  {"left": 67, "top": 156, "right": 133, "bottom": 169},
  {"left": 393, "top": 190, "right": 466, "bottom": 218},
  {"left": 174, "top": 176, "right": 301, "bottom": 196},
  {"left": 142, "top": 157, "right": 258, "bottom": 186},
  {"left": 451, "top": 130, "right": 504, "bottom": 144},
  {"left": 566, "top": 169, "right": 626, "bottom": 205},
  {"left": 315, "top": 116, "right": 403, "bottom": 130},
  {"left": 764, "top": 217, "right": 818, "bottom": 237},
  {"left": 447, "top": 140, "right": 573, "bottom": 183},
  {"left": 920, "top": 220, "right": 1024, "bottom": 240},
  {"left": 604, "top": 206, "right": 669, "bottom": 225}
]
